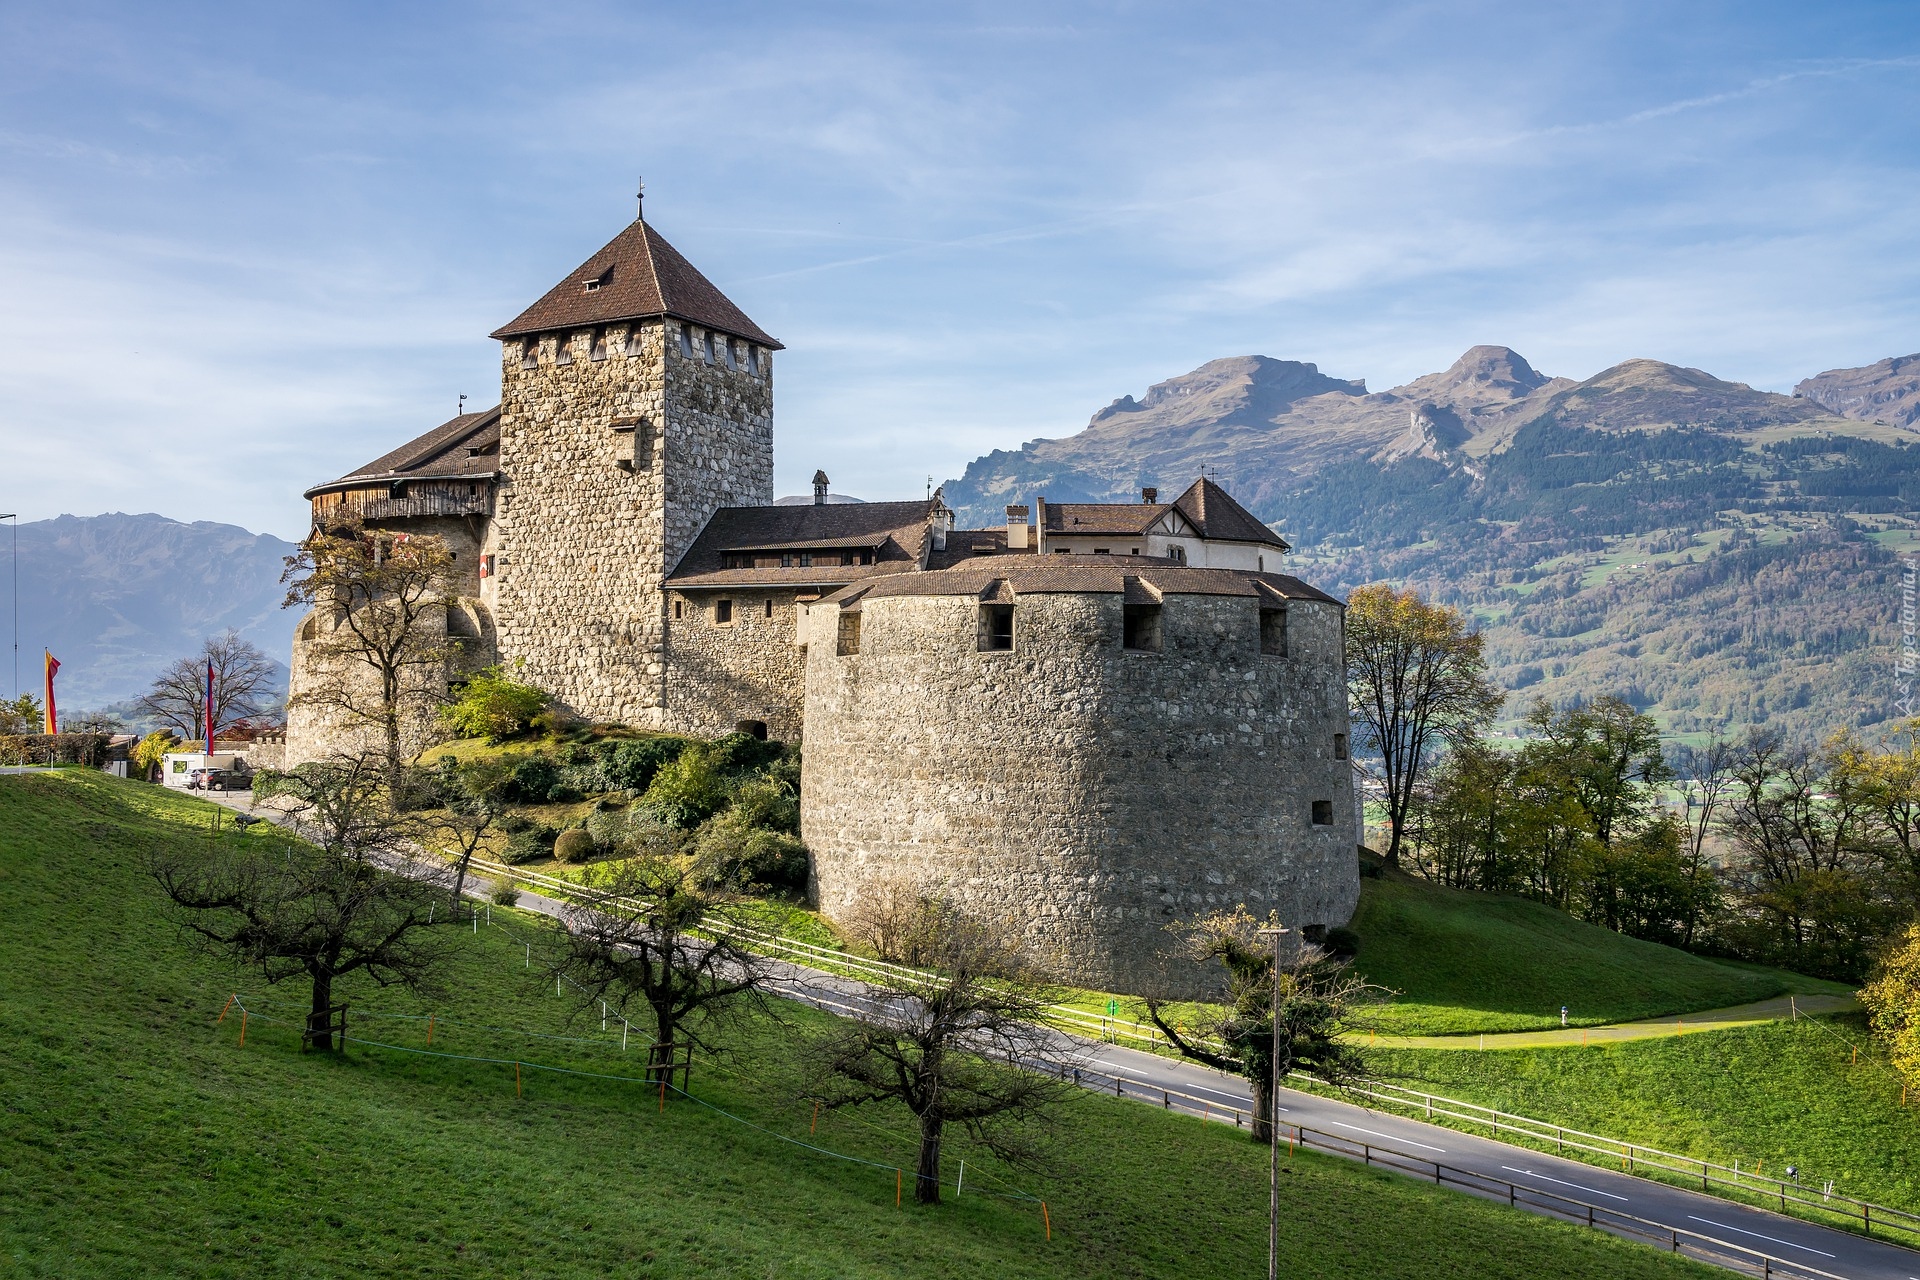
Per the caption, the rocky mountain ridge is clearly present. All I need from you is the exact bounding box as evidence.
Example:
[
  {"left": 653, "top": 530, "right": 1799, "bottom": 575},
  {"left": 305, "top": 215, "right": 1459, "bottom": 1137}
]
[{"left": 943, "top": 346, "right": 1920, "bottom": 736}]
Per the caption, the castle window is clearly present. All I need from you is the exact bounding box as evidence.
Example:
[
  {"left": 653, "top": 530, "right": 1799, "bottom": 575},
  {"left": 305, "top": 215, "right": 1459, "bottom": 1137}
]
[
  {"left": 1123, "top": 602, "right": 1162, "bottom": 653},
  {"left": 746, "top": 345, "right": 760, "bottom": 375},
  {"left": 1260, "top": 605, "right": 1289, "bottom": 657},
  {"left": 780, "top": 553, "right": 794, "bottom": 568},
  {"left": 519, "top": 339, "right": 538, "bottom": 370},
  {"left": 1334, "top": 733, "right": 1349, "bottom": 760},
  {"left": 978, "top": 604, "right": 1015, "bottom": 652},
  {"left": 836, "top": 611, "right": 862, "bottom": 656},
  {"left": 799, "top": 552, "right": 813, "bottom": 568},
  {"left": 625, "top": 328, "right": 646, "bottom": 356},
  {"left": 1170, "top": 545, "right": 1187, "bottom": 565},
  {"left": 589, "top": 331, "right": 609, "bottom": 361},
  {"left": 764, "top": 599, "right": 774, "bottom": 619},
  {"left": 1258, "top": 555, "right": 1266, "bottom": 572},
  {"left": 555, "top": 334, "right": 574, "bottom": 366},
  {"left": 677, "top": 327, "right": 694, "bottom": 359},
  {"left": 701, "top": 331, "right": 716, "bottom": 365},
  {"left": 674, "top": 599, "right": 684, "bottom": 620},
  {"left": 1094, "top": 548, "right": 1110, "bottom": 555},
  {"left": 714, "top": 599, "right": 734, "bottom": 625},
  {"left": 1312, "top": 800, "right": 1333, "bottom": 826}
]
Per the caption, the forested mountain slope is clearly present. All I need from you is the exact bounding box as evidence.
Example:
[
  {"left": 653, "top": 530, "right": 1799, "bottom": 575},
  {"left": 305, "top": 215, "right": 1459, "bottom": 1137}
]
[{"left": 944, "top": 349, "right": 1920, "bottom": 737}]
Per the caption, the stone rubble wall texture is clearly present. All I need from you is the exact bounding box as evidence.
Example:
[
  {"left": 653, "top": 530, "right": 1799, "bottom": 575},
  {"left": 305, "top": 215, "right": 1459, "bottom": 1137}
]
[
  {"left": 490, "top": 321, "right": 773, "bottom": 729},
  {"left": 661, "top": 590, "right": 807, "bottom": 740},
  {"left": 800, "top": 589, "right": 1359, "bottom": 998}
]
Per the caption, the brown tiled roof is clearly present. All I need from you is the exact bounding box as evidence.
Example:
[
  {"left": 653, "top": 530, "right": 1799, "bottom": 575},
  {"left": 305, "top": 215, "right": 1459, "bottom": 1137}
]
[
  {"left": 1170, "top": 478, "right": 1290, "bottom": 550},
  {"left": 824, "top": 557, "right": 1340, "bottom": 605},
  {"left": 667, "top": 500, "right": 935, "bottom": 589},
  {"left": 1042, "top": 502, "right": 1165, "bottom": 536},
  {"left": 928, "top": 528, "right": 1023, "bottom": 569},
  {"left": 490, "top": 219, "right": 781, "bottom": 348},
  {"left": 305, "top": 407, "right": 502, "bottom": 498}
]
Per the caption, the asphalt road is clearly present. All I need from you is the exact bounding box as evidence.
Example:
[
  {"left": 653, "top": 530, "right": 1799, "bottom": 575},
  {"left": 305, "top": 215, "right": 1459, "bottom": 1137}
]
[{"left": 197, "top": 789, "right": 1917, "bottom": 1279}]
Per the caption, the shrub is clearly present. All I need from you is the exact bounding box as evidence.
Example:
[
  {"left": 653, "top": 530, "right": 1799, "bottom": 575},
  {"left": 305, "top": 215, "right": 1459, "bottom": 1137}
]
[
  {"left": 131, "top": 730, "right": 179, "bottom": 779},
  {"left": 486, "top": 879, "right": 522, "bottom": 907},
  {"left": 584, "top": 805, "right": 630, "bottom": 852},
  {"left": 501, "top": 755, "right": 576, "bottom": 804},
  {"left": 1323, "top": 926, "right": 1361, "bottom": 959},
  {"left": 728, "top": 776, "right": 799, "bottom": 836},
  {"left": 529, "top": 706, "right": 580, "bottom": 738},
  {"left": 439, "top": 666, "right": 548, "bottom": 742},
  {"left": 639, "top": 745, "right": 730, "bottom": 828},
  {"left": 708, "top": 731, "right": 788, "bottom": 778},
  {"left": 591, "top": 735, "right": 696, "bottom": 793},
  {"left": 554, "top": 828, "right": 595, "bottom": 864},
  {"left": 503, "top": 826, "right": 554, "bottom": 865},
  {"left": 690, "top": 806, "right": 809, "bottom": 890}
]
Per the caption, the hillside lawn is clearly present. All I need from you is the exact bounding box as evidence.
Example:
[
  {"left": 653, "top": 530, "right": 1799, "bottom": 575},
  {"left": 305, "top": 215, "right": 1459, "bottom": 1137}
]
[
  {"left": 1369, "top": 1016, "right": 1920, "bottom": 1220},
  {"left": 0, "top": 771, "right": 1723, "bottom": 1280},
  {"left": 1346, "top": 869, "right": 1847, "bottom": 1035}
]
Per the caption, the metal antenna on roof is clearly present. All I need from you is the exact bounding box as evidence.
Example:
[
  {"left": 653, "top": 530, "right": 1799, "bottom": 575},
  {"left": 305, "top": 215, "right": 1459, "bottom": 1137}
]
[
  {"left": 926, "top": 475, "right": 933, "bottom": 501},
  {"left": 636, "top": 175, "right": 646, "bottom": 222},
  {"left": 458, "top": 393, "right": 467, "bottom": 417}
]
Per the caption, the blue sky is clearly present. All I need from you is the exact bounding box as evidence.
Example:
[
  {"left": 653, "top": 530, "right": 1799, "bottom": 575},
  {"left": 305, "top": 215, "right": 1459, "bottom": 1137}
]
[{"left": 3, "top": 1, "right": 1920, "bottom": 538}]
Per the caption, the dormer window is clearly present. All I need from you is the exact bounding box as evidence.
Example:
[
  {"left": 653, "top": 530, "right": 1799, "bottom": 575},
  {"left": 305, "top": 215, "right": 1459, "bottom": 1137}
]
[{"left": 583, "top": 265, "right": 613, "bottom": 292}]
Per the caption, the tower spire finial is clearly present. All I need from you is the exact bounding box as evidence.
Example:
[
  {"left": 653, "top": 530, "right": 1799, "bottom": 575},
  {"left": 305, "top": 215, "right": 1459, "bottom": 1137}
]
[{"left": 636, "top": 175, "right": 646, "bottom": 222}]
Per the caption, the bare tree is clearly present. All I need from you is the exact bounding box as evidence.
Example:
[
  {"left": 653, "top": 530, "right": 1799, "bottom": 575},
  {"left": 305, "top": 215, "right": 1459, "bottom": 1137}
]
[
  {"left": 1145, "top": 908, "right": 1386, "bottom": 1144},
  {"left": 549, "top": 824, "right": 775, "bottom": 1080},
  {"left": 137, "top": 630, "right": 280, "bottom": 746},
  {"left": 1669, "top": 734, "right": 1739, "bottom": 946},
  {"left": 410, "top": 755, "right": 514, "bottom": 911},
  {"left": 282, "top": 518, "right": 460, "bottom": 792},
  {"left": 1345, "top": 584, "right": 1504, "bottom": 866},
  {"left": 808, "top": 899, "right": 1077, "bottom": 1204},
  {"left": 837, "top": 877, "right": 949, "bottom": 967},
  {"left": 150, "top": 757, "right": 456, "bottom": 1049}
]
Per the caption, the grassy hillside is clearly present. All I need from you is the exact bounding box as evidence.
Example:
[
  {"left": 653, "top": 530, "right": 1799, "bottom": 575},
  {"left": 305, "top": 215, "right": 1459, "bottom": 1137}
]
[
  {"left": 1347, "top": 869, "right": 1840, "bottom": 1034},
  {"left": 1370, "top": 1016, "right": 1919, "bottom": 1215},
  {"left": 0, "top": 771, "right": 1716, "bottom": 1280}
]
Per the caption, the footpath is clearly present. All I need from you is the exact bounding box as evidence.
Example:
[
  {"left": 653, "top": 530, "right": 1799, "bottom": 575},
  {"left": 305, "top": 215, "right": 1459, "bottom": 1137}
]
[{"left": 1380, "top": 992, "right": 1860, "bottom": 1051}]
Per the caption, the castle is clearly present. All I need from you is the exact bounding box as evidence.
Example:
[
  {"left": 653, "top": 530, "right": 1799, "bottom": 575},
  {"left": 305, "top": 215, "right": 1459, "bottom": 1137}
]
[{"left": 288, "top": 199, "right": 1359, "bottom": 993}]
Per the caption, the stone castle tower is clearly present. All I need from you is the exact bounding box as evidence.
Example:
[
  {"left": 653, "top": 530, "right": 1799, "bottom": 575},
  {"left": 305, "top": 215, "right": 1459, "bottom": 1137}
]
[{"left": 486, "top": 197, "right": 783, "bottom": 726}]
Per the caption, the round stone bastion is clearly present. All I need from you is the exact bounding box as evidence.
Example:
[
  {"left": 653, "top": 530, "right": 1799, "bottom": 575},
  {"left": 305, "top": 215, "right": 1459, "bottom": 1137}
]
[{"left": 798, "top": 557, "right": 1360, "bottom": 998}]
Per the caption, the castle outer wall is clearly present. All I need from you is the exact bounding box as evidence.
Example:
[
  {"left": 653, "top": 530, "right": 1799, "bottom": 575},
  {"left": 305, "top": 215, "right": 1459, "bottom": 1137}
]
[{"left": 798, "top": 578, "right": 1359, "bottom": 997}]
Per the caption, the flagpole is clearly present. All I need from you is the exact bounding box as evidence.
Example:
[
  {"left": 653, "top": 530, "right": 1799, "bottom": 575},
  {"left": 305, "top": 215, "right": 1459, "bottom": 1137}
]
[{"left": 1, "top": 514, "right": 15, "bottom": 698}]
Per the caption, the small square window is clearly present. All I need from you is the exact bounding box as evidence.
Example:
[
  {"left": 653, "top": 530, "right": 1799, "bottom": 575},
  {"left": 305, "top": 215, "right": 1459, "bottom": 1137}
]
[
  {"left": 1123, "top": 603, "right": 1162, "bottom": 652},
  {"left": 715, "top": 599, "right": 734, "bottom": 625},
  {"left": 1260, "top": 606, "right": 1289, "bottom": 657},
  {"left": 1334, "top": 733, "right": 1349, "bottom": 760},
  {"left": 979, "top": 604, "right": 1014, "bottom": 651},
  {"left": 837, "top": 611, "right": 862, "bottom": 656},
  {"left": 1312, "top": 800, "right": 1333, "bottom": 826}
]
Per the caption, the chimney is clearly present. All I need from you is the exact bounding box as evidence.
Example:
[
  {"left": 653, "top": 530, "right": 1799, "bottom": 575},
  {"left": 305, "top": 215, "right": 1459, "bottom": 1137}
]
[
  {"left": 812, "top": 470, "right": 829, "bottom": 506},
  {"left": 1141, "top": 486, "right": 1158, "bottom": 504},
  {"left": 1005, "top": 504, "right": 1030, "bottom": 551}
]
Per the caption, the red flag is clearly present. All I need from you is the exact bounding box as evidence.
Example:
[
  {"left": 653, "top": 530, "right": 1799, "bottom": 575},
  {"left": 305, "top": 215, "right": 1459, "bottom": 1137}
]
[
  {"left": 206, "top": 661, "right": 216, "bottom": 753},
  {"left": 43, "top": 651, "right": 59, "bottom": 734}
]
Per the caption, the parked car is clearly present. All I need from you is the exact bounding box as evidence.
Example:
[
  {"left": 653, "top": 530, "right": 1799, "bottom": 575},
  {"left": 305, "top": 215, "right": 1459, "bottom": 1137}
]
[{"left": 188, "top": 767, "right": 252, "bottom": 792}]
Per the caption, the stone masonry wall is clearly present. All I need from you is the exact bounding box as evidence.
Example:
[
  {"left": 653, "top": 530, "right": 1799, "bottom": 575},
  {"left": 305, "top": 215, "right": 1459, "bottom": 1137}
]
[
  {"left": 285, "top": 602, "right": 471, "bottom": 769},
  {"left": 661, "top": 590, "right": 807, "bottom": 741},
  {"left": 491, "top": 321, "right": 774, "bottom": 728},
  {"left": 800, "top": 589, "right": 1358, "bottom": 997}
]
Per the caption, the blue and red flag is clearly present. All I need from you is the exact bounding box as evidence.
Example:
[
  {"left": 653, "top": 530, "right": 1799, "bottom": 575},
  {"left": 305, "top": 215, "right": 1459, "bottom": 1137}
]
[{"left": 205, "top": 661, "right": 216, "bottom": 752}]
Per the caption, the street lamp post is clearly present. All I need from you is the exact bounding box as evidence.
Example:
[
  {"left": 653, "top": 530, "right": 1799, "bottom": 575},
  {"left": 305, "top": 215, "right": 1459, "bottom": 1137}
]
[
  {"left": 1258, "top": 921, "right": 1290, "bottom": 1280},
  {"left": 0, "top": 514, "right": 15, "bottom": 698}
]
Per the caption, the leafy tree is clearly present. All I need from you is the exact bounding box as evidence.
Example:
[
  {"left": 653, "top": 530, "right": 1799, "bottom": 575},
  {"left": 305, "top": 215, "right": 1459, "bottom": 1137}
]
[
  {"left": 639, "top": 743, "right": 730, "bottom": 827},
  {"left": 548, "top": 826, "right": 773, "bottom": 1080},
  {"left": 807, "top": 898, "right": 1074, "bottom": 1204},
  {"left": 131, "top": 729, "right": 180, "bottom": 780},
  {"left": 1145, "top": 908, "right": 1384, "bottom": 1144},
  {"left": 440, "top": 664, "right": 548, "bottom": 742},
  {"left": 1860, "top": 921, "right": 1920, "bottom": 1092},
  {"left": 282, "top": 518, "right": 460, "bottom": 791},
  {"left": 1345, "top": 585, "right": 1504, "bottom": 865},
  {"left": 136, "top": 630, "right": 280, "bottom": 746},
  {"left": 151, "top": 757, "right": 456, "bottom": 1048},
  {"left": 0, "top": 692, "right": 44, "bottom": 736}
]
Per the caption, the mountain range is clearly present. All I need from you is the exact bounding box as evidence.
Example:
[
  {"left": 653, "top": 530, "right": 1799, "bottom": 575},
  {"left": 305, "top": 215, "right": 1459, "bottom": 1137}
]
[
  {"left": 5, "top": 513, "right": 297, "bottom": 717},
  {"left": 945, "top": 349, "right": 1920, "bottom": 738}
]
